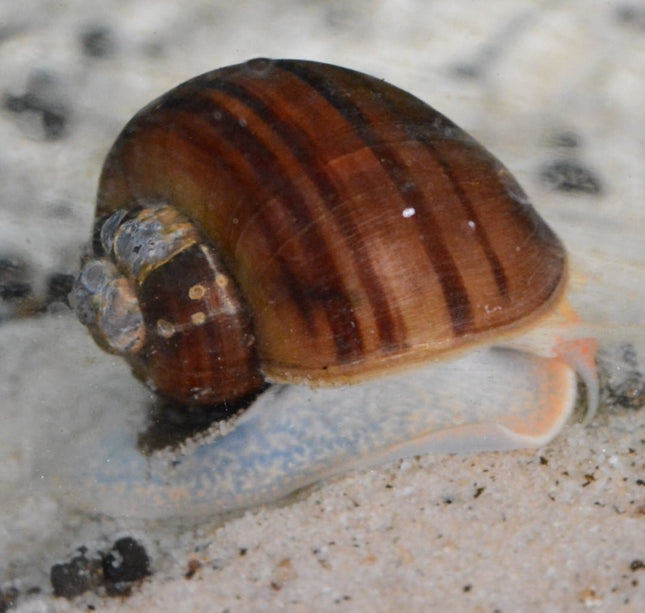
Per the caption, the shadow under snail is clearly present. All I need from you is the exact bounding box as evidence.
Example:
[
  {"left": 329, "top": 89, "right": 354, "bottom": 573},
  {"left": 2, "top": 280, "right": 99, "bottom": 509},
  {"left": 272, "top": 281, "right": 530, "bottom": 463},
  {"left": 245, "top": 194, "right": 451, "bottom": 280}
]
[{"left": 64, "top": 58, "right": 626, "bottom": 520}]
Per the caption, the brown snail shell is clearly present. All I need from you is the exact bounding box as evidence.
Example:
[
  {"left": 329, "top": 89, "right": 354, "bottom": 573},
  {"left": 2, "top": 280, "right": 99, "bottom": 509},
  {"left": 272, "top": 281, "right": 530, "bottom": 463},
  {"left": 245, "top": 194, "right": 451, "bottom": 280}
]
[{"left": 73, "top": 57, "right": 566, "bottom": 407}]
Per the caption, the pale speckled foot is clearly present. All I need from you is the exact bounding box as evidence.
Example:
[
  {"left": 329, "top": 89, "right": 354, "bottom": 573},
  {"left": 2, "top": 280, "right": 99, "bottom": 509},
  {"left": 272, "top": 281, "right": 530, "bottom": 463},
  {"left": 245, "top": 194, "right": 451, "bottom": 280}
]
[{"left": 49, "top": 347, "right": 580, "bottom": 521}]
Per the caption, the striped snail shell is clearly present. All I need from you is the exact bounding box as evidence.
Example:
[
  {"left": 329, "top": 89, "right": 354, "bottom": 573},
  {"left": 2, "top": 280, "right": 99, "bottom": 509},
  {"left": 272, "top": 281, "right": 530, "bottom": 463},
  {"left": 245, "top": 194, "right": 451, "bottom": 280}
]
[
  {"left": 72, "top": 57, "right": 569, "bottom": 408},
  {"left": 57, "top": 58, "right": 618, "bottom": 519}
]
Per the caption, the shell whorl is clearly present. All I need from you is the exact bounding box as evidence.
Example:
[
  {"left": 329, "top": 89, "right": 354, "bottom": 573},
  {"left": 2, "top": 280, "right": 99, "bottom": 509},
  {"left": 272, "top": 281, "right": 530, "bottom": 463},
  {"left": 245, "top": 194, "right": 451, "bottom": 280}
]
[{"left": 73, "top": 204, "right": 263, "bottom": 404}]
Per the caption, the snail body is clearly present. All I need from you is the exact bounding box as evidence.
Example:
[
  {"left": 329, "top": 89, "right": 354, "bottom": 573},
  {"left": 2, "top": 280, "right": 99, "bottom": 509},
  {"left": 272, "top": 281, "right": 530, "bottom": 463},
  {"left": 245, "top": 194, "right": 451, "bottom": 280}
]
[{"left": 64, "top": 58, "right": 617, "bottom": 519}]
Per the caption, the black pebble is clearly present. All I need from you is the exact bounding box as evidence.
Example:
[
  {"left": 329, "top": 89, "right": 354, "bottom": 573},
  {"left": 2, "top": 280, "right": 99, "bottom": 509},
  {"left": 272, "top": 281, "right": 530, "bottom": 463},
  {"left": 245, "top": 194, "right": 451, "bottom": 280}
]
[
  {"left": 549, "top": 131, "right": 580, "bottom": 149},
  {"left": 50, "top": 553, "right": 103, "bottom": 599},
  {"left": 80, "top": 25, "right": 116, "bottom": 58},
  {"left": 102, "top": 537, "right": 151, "bottom": 584},
  {"left": 3, "top": 72, "right": 69, "bottom": 141},
  {"left": 46, "top": 272, "right": 75, "bottom": 307},
  {"left": 0, "top": 587, "right": 19, "bottom": 613},
  {"left": 49, "top": 538, "right": 151, "bottom": 600},
  {"left": 615, "top": 5, "right": 645, "bottom": 29},
  {"left": 539, "top": 159, "right": 602, "bottom": 195},
  {"left": 0, "top": 256, "right": 32, "bottom": 302}
]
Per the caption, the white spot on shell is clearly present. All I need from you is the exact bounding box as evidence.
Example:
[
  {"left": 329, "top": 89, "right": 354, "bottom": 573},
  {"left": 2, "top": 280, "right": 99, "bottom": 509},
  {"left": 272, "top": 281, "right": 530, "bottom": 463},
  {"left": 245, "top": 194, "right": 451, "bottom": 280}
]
[
  {"left": 215, "top": 274, "right": 229, "bottom": 289},
  {"left": 484, "top": 304, "right": 502, "bottom": 314},
  {"left": 156, "top": 318, "right": 176, "bottom": 338},
  {"left": 188, "top": 283, "right": 206, "bottom": 300},
  {"left": 468, "top": 220, "right": 476, "bottom": 229},
  {"left": 191, "top": 311, "right": 206, "bottom": 326},
  {"left": 402, "top": 207, "right": 415, "bottom": 218}
]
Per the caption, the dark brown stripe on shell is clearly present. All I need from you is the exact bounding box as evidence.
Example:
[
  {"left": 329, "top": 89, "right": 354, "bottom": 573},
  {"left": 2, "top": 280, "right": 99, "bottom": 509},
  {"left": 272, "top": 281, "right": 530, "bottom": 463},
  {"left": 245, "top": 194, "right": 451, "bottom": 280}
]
[
  {"left": 279, "top": 60, "right": 476, "bottom": 336},
  {"left": 417, "top": 137, "right": 509, "bottom": 298},
  {"left": 159, "top": 92, "right": 365, "bottom": 361}
]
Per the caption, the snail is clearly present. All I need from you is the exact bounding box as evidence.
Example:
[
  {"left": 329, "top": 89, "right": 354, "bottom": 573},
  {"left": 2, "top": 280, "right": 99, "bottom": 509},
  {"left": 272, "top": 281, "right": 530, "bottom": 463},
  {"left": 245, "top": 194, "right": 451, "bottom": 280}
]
[{"left": 61, "top": 58, "right": 637, "bottom": 520}]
